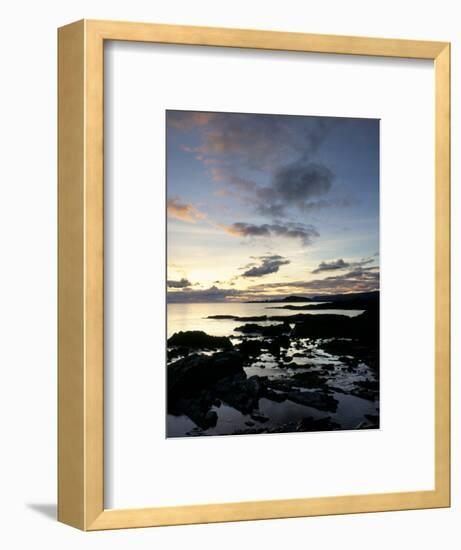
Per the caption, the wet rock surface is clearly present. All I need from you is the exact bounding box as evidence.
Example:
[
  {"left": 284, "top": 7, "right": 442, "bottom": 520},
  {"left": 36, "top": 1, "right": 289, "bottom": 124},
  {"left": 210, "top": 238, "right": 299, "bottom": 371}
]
[{"left": 167, "top": 295, "right": 379, "bottom": 437}]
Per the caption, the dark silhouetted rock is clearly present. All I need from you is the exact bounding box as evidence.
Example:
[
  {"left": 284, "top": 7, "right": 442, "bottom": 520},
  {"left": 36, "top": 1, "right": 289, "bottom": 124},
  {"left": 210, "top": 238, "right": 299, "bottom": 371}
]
[
  {"left": 207, "top": 315, "right": 268, "bottom": 322},
  {"left": 292, "top": 314, "right": 352, "bottom": 338},
  {"left": 171, "top": 391, "right": 219, "bottom": 430},
  {"left": 352, "top": 379, "right": 379, "bottom": 401},
  {"left": 277, "top": 335, "right": 291, "bottom": 349},
  {"left": 168, "top": 351, "right": 244, "bottom": 399},
  {"left": 234, "top": 322, "right": 290, "bottom": 337},
  {"left": 167, "top": 346, "right": 190, "bottom": 362},
  {"left": 292, "top": 370, "right": 328, "bottom": 388},
  {"left": 297, "top": 416, "right": 340, "bottom": 431},
  {"left": 288, "top": 390, "right": 338, "bottom": 412},
  {"left": 214, "top": 374, "right": 265, "bottom": 414},
  {"left": 237, "top": 339, "right": 263, "bottom": 358},
  {"left": 250, "top": 412, "right": 269, "bottom": 423},
  {"left": 267, "top": 339, "right": 281, "bottom": 357},
  {"left": 168, "top": 330, "right": 233, "bottom": 350}
]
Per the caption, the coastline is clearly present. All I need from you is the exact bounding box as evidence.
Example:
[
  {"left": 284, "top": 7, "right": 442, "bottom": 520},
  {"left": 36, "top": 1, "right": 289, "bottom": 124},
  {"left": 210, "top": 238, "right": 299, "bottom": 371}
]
[{"left": 166, "top": 291, "right": 380, "bottom": 437}]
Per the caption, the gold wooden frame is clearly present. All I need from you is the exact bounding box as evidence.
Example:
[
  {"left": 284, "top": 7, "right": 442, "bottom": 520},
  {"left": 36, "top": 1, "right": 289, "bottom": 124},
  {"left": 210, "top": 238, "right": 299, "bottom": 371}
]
[{"left": 58, "top": 19, "right": 451, "bottom": 531}]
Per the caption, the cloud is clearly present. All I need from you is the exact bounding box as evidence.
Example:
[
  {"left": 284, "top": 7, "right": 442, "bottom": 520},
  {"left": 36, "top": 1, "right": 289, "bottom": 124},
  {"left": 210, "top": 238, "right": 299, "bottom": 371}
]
[
  {"left": 166, "top": 197, "right": 319, "bottom": 246},
  {"left": 167, "top": 278, "right": 192, "bottom": 289},
  {"left": 210, "top": 166, "right": 257, "bottom": 193},
  {"left": 169, "top": 112, "right": 349, "bottom": 219},
  {"left": 312, "top": 257, "right": 376, "bottom": 274},
  {"left": 167, "top": 111, "right": 216, "bottom": 130},
  {"left": 249, "top": 267, "right": 379, "bottom": 295},
  {"left": 167, "top": 198, "right": 206, "bottom": 223},
  {"left": 312, "top": 258, "right": 349, "bottom": 273},
  {"left": 255, "top": 160, "right": 335, "bottom": 218},
  {"left": 171, "top": 111, "right": 314, "bottom": 170},
  {"left": 167, "top": 285, "right": 242, "bottom": 303},
  {"left": 241, "top": 254, "right": 290, "bottom": 278},
  {"left": 223, "top": 222, "right": 319, "bottom": 246},
  {"left": 274, "top": 160, "right": 334, "bottom": 202}
]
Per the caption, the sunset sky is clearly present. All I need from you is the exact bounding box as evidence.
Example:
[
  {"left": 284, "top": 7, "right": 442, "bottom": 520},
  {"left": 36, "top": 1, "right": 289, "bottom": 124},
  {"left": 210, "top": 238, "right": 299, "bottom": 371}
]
[{"left": 166, "top": 110, "right": 379, "bottom": 302}]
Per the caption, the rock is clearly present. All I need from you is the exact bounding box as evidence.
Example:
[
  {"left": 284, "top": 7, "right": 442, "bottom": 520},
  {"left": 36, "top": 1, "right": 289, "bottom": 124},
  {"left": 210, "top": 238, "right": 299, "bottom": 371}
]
[
  {"left": 234, "top": 323, "right": 290, "bottom": 337},
  {"left": 233, "top": 415, "right": 340, "bottom": 435},
  {"left": 292, "top": 370, "right": 328, "bottom": 388},
  {"left": 322, "top": 364, "right": 336, "bottom": 372},
  {"left": 168, "top": 330, "right": 233, "bottom": 351},
  {"left": 291, "top": 309, "right": 379, "bottom": 342},
  {"left": 213, "top": 374, "right": 266, "bottom": 414},
  {"left": 287, "top": 390, "right": 338, "bottom": 412},
  {"left": 297, "top": 416, "right": 340, "bottom": 431},
  {"left": 167, "top": 346, "right": 190, "bottom": 362},
  {"left": 292, "top": 314, "right": 352, "bottom": 338},
  {"left": 168, "top": 351, "right": 245, "bottom": 399},
  {"left": 264, "top": 389, "right": 287, "bottom": 403},
  {"left": 287, "top": 361, "right": 309, "bottom": 369},
  {"left": 234, "top": 323, "right": 263, "bottom": 334},
  {"left": 203, "top": 410, "right": 219, "bottom": 428},
  {"left": 267, "top": 339, "right": 281, "bottom": 357},
  {"left": 320, "top": 338, "right": 378, "bottom": 370},
  {"left": 207, "top": 315, "right": 268, "bottom": 322},
  {"left": 355, "top": 414, "right": 379, "bottom": 429},
  {"left": 365, "top": 413, "right": 379, "bottom": 423},
  {"left": 170, "top": 392, "right": 218, "bottom": 429},
  {"left": 276, "top": 335, "right": 291, "bottom": 349},
  {"left": 351, "top": 379, "right": 379, "bottom": 401},
  {"left": 237, "top": 339, "right": 263, "bottom": 357},
  {"left": 250, "top": 412, "right": 269, "bottom": 423}
]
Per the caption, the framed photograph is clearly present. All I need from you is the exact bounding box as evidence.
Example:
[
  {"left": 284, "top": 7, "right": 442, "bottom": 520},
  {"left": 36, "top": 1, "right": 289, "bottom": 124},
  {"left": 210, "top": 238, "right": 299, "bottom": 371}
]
[{"left": 58, "top": 20, "right": 450, "bottom": 530}]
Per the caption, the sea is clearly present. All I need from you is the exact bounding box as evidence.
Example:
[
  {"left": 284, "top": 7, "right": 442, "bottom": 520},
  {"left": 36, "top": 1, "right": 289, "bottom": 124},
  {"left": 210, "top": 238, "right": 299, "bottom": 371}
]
[{"left": 167, "top": 301, "right": 363, "bottom": 338}]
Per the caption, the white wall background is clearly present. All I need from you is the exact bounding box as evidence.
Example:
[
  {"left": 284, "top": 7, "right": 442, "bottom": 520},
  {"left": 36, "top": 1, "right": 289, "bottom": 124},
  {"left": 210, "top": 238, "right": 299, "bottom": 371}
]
[{"left": 0, "top": 1, "right": 458, "bottom": 548}]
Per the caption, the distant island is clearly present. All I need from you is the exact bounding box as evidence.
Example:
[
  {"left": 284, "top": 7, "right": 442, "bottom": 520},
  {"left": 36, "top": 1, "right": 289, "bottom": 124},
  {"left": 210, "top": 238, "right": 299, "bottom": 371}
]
[{"left": 245, "top": 290, "right": 378, "bottom": 304}]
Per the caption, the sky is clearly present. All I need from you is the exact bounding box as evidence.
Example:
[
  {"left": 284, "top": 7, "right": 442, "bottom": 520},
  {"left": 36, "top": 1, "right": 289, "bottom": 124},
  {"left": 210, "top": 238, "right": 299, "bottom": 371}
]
[{"left": 166, "top": 110, "right": 379, "bottom": 303}]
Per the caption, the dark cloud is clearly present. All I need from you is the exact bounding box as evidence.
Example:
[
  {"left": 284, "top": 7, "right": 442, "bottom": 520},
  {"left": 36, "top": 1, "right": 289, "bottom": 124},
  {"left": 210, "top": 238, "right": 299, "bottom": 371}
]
[
  {"left": 167, "top": 285, "right": 242, "bottom": 303},
  {"left": 255, "top": 161, "right": 335, "bottom": 218},
  {"left": 224, "top": 222, "right": 319, "bottom": 246},
  {"left": 241, "top": 255, "right": 290, "bottom": 278},
  {"left": 304, "top": 118, "right": 335, "bottom": 156},
  {"left": 169, "top": 111, "right": 350, "bottom": 220},
  {"left": 167, "top": 278, "right": 192, "bottom": 289},
  {"left": 312, "top": 258, "right": 350, "bottom": 273},
  {"left": 274, "top": 161, "right": 334, "bottom": 203},
  {"left": 312, "top": 257, "right": 376, "bottom": 274},
  {"left": 300, "top": 197, "right": 353, "bottom": 213},
  {"left": 169, "top": 111, "right": 328, "bottom": 170}
]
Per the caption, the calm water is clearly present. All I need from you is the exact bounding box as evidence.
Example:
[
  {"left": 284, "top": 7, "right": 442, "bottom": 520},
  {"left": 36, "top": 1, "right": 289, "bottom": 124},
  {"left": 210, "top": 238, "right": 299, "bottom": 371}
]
[
  {"left": 166, "top": 301, "right": 377, "bottom": 437},
  {"left": 167, "top": 302, "right": 364, "bottom": 338}
]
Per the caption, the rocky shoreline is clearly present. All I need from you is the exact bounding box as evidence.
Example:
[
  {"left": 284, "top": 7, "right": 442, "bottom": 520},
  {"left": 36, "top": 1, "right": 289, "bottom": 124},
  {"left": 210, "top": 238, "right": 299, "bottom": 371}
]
[{"left": 167, "top": 298, "right": 379, "bottom": 437}]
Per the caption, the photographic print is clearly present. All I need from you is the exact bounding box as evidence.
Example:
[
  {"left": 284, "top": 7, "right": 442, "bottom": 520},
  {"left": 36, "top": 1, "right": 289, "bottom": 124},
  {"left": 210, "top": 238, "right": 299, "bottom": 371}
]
[{"left": 166, "top": 110, "right": 379, "bottom": 438}]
